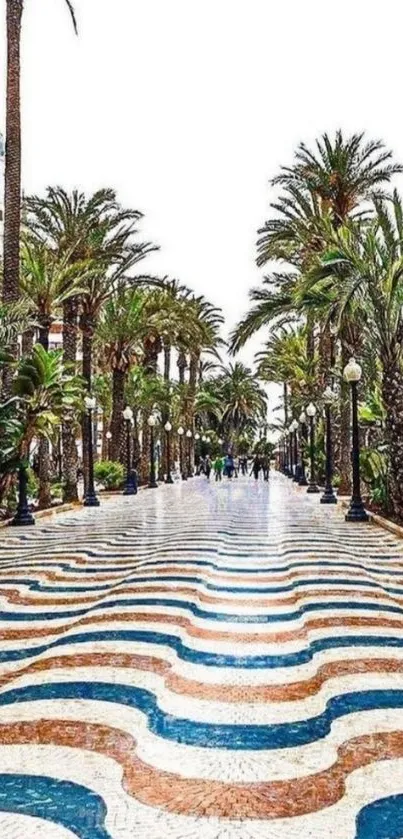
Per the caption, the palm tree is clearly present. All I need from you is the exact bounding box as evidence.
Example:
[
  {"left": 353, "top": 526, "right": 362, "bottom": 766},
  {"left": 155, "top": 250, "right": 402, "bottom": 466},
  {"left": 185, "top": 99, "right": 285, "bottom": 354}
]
[
  {"left": 272, "top": 131, "right": 403, "bottom": 223},
  {"left": 96, "top": 287, "right": 146, "bottom": 463},
  {"left": 20, "top": 241, "right": 85, "bottom": 507},
  {"left": 310, "top": 192, "right": 403, "bottom": 518},
  {"left": 234, "top": 130, "right": 402, "bottom": 492},
  {"left": 20, "top": 242, "right": 86, "bottom": 350},
  {"left": 24, "top": 186, "right": 156, "bottom": 499},
  {"left": 2, "top": 0, "right": 77, "bottom": 396},
  {"left": 207, "top": 362, "right": 267, "bottom": 445}
]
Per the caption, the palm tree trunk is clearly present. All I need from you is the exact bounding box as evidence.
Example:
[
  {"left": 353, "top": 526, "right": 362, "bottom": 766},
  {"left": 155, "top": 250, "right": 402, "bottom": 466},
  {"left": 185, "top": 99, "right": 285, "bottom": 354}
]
[
  {"left": 338, "top": 339, "right": 352, "bottom": 495},
  {"left": 81, "top": 317, "right": 94, "bottom": 493},
  {"left": 139, "top": 417, "right": 150, "bottom": 485},
  {"left": 382, "top": 359, "right": 403, "bottom": 519},
  {"left": 160, "top": 342, "right": 171, "bottom": 478},
  {"left": 187, "top": 354, "right": 198, "bottom": 470},
  {"left": 37, "top": 320, "right": 52, "bottom": 509},
  {"left": 283, "top": 382, "right": 289, "bottom": 425},
  {"left": 2, "top": 0, "right": 23, "bottom": 398},
  {"left": 21, "top": 327, "right": 34, "bottom": 355},
  {"left": 62, "top": 298, "right": 79, "bottom": 502},
  {"left": 177, "top": 351, "right": 187, "bottom": 385},
  {"left": 110, "top": 368, "right": 126, "bottom": 463}
]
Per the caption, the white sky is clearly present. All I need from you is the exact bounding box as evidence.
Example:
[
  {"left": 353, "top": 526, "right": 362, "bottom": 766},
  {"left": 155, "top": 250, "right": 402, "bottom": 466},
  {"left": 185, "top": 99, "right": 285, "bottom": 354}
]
[{"left": 1, "top": 0, "right": 403, "bottom": 422}]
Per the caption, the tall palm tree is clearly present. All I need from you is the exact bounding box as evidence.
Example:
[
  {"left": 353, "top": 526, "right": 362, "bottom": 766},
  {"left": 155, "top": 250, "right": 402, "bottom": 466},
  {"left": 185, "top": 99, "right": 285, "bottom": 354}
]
[
  {"left": 234, "top": 130, "right": 402, "bottom": 492},
  {"left": 2, "top": 0, "right": 77, "bottom": 396},
  {"left": 24, "top": 186, "right": 156, "bottom": 499},
  {"left": 20, "top": 240, "right": 86, "bottom": 507},
  {"left": 96, "top": 286, "right": 146, "bottom": 463},
  {"left": 310, "top": 193, "right": 403, "bottom": 519}
]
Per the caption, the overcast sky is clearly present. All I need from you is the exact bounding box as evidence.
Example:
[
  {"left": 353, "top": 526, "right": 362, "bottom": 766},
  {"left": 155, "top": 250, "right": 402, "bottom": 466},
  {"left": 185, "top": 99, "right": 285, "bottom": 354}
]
[{"left": 1, "top": 0, "right": 402, "bottom": 419}]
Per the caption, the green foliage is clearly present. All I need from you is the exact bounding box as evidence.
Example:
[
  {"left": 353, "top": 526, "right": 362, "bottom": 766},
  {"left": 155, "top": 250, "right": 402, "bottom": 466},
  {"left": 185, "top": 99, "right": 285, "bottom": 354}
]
[
  {"left": 26, "top": 468, "right": 39, "bottom": 500},
  {"left": 14, "top": 345, "right": 84, "bottom": 446},
  {"left": 94, "top": 460, "right": 124, "bottom": 490},
  {"left": 360, "top": 448, "right": 390, "bottom": 509}
]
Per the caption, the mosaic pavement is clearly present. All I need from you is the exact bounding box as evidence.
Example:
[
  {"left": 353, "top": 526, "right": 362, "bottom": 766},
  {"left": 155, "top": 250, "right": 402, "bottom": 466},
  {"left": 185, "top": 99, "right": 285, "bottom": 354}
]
[{"left": 1, "top": 474, "right": 403, "bottom": 837}]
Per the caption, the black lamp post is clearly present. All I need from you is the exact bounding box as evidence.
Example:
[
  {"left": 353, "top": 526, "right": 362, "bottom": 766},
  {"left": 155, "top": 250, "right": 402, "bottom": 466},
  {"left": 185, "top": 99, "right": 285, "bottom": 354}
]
[
  {"left": 287, "top": 428, "right": 294, "bottom": 478},
  {"left": 83, "top": 395, "right": 100, "bottom": 507},
  {"left": 282, "top": 434, "right": 289, "bottom": 475},
  {"left": 194, "top": 432, "right": 201, "bottom": 474},
  {"left": 321, "top": 386, "right": 337, "bottom": 504},
  {"left": 344, "top": 357, "right": 369, "bottom": 522},
  {"left": 106, "top": 430, "right": 112, "bottom": 461},
  {"left": 11, "top": 462, "right": 35, "bottom": 526},
  {"left": 298, "top": 411, "right": 308, "bottom": 486},
  {"left": 186, "top": 429, "right": 193, "bottom": 477},
  {"left": 291, "top": 419, "right": 299, "bottom": 482},
  {"left": 306, "top": 402, "right": 320, "bottom": 494},
  {"left": 147, "top": 414, "right": 158, "bottom": 488},
  {"left": 123, "top": 406, "right": 137, "bottom": 495},
  {"left": 164, "top": 421, "right": 174, "bottom": 484},
  {"left": 178, "top": 426, "right": 187, "bottom": 480}
]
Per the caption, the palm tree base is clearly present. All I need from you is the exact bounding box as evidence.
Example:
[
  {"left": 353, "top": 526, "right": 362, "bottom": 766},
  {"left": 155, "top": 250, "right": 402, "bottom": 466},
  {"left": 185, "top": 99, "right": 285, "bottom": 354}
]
[
  {"left": 307, "top": 484, "right": 320, "bottom": 494},
  {"left": 165, "top": 475, "right": 174, "bottom": 484},
  {"left": 298, "top": 476, "right": 308, "bottom": 486},
  {"left": 148, "top": 480, "right": 158, "bottom": 489}
]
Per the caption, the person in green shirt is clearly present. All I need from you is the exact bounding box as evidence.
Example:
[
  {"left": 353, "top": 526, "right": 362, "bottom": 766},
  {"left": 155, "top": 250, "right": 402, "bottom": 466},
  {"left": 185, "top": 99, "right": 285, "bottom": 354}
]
[{"left": 213, "top": 455, "right": 224, "bottom": 481}]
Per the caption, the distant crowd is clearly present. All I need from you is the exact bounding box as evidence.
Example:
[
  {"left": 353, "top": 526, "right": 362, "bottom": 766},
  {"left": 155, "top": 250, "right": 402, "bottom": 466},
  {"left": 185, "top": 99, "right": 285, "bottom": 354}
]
[{"left": 196, "top": 454, "right": 270, "bottom": 482}]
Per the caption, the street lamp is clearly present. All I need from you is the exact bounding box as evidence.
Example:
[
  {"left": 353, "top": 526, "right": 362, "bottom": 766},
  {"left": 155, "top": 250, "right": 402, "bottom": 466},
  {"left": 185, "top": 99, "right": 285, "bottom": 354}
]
[
  {"left": 321, "top": 386, "right": 337, "bottom": 505},
  {"left": 164, "top": 421, "right": 174, "bottom": 484},
  {"left": 11, "top": 458, "right": 35, "bottom": 527},
  {"left": 344, "top": 357, "right": 369, "bottom": 522},
  {"left": 306, "top": 402, "right": 319, "bottom": 494},
  {"left": 177, "top": 426, "right": 187, "bottom": 480},
  {"left": 147, "top": 414, "right": 158, "bottom": 489},
  {"left": 106, "top": 430, "right": 112, "bottom": 461},
  {"left": 282, "top": 432, "right": 289, "bottom": 476},
  {"left": 122, "top": 406, "right": 136, "bottom": 495},
  {"left": 287, "top": 427, "right": 294, "bottom": 478},
  {"left": 298, "top": 411, "right": 308, "bottom": 486},
  {"left": 290, "top": 419, "right": 299, "bottom": 482},
  {"left": 186, "top": 429, "right": 193, "bottom": 477},
  {"left": 83, "top": 395, "right": 100, "bottom": 507}
]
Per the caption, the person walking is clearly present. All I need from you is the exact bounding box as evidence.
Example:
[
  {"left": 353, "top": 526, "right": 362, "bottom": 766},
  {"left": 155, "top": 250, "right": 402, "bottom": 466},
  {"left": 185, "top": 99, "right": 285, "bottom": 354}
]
[
  {"left": 262, "top": 454, "right": 270, "bottom": 481},
  {"left": 205, "top": 455, "right": 212, "bottom": 480},
  {"left": 250, "top": 455, "right": 261, "bottom": 481},
  {"left": 224, "top": 453, "right": 234, "bottom": 479},
  {"left": 213, "top": 455, "right": 224, "bottom": 481}
]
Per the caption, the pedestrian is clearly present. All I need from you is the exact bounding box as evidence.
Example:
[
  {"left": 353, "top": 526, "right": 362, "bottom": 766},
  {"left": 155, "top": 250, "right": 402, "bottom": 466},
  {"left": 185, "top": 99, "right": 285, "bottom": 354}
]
[
  {"left": 250, "top": 455, "right": 261, "bottom": 480},
  {"left": 213, "top": 455, "right": 224, "bottom": 481},
  {"left": 224, "top": 453, "right": 234, "bottom": 479},
  {"left": 240, "top": 456, "right": 248, "bottom": 476},
  {"left": 205, "top": 455, "right": 212, "bottom": 480},
  {"left": 262, "top": 454, "right": 270, "bottom": 481}
]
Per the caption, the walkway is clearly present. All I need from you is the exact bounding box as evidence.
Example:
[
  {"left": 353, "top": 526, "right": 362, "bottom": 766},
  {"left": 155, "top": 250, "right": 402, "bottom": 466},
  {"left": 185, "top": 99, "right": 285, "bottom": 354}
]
[{"left": 0, "top": 475, "right": 403, "bottom": 838}]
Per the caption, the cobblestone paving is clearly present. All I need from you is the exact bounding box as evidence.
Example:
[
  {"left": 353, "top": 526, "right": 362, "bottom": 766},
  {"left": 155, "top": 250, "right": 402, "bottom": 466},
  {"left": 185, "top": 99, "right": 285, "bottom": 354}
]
[{"left": 1, "top": 474, "right": 403, "bottom": 837}]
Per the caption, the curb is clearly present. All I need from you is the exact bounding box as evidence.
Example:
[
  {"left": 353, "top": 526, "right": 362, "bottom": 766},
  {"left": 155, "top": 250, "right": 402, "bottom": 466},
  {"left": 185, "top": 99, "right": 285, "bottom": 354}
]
[
  {"left": 0, "top": 485, "right": 149, "bottom": 529},
  {"left": 0, "top": 501, "right": 81, "bottom": 529}
]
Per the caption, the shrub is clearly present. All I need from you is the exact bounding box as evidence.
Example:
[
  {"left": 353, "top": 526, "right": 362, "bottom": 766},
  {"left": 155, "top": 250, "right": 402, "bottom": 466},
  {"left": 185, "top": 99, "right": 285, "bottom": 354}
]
[
  {"left": 94, "top": 460, "right": 124, "bottom": 490},
  {"left": 27, "top": 468, "right": 39, "bottom": 500}
]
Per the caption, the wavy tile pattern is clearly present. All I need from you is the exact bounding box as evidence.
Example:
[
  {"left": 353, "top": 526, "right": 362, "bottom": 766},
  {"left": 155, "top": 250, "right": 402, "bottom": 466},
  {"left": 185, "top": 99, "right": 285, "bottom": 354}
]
[{"left": 1, "top": 474, "right": 403, "bottom": 838}]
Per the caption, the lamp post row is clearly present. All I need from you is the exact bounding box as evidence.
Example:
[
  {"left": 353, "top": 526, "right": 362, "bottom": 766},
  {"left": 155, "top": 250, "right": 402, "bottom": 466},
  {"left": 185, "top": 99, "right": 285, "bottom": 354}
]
[
  {"left": 280, "top": 357, "right": 368, "bottom": 523},
  {"left": 11, "top": 402, "right": 208, "bottom": 525}
]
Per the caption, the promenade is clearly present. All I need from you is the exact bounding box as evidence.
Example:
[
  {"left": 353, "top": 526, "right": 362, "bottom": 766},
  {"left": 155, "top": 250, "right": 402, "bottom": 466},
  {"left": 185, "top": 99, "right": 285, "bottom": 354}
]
[{"left": 0, "top": 474, "right": 402, "bottom": 837}]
